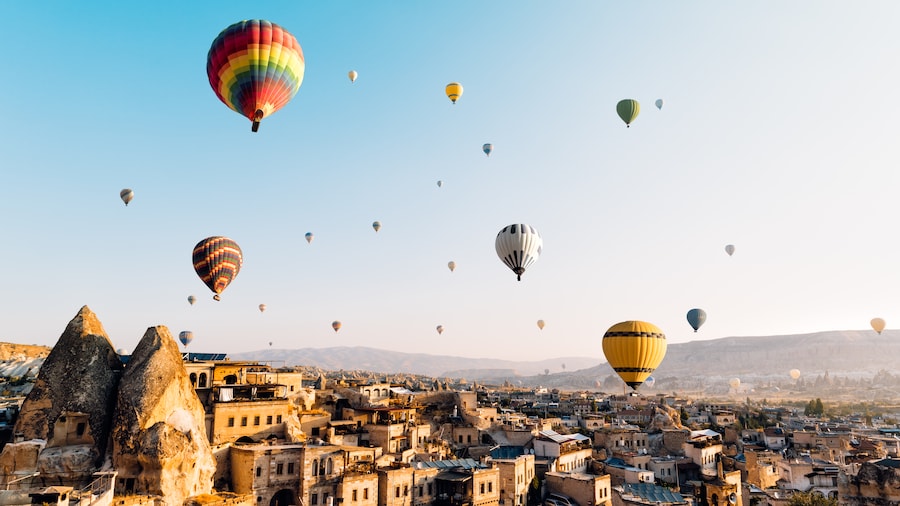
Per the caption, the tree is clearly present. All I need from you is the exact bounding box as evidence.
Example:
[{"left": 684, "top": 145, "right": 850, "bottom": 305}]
[
  {"left": 814, "top": 398, "right": 824, "bottom": 416},
  {"left": 787, "top": 491, "right": 837, "bottom": 506}
]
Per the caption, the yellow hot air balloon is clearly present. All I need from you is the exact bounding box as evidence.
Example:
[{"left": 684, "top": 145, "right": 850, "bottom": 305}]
[
  {"left": 348, "top": 70, "right": 358, "bottom": 83},
  {"left": 789, "top": 368, "right": 801, "bottom": 380},
  {"left": 446, "top": 82, "right": 463, "bottom": 104},
  {"left": 537, "top": 319, "right": 545, "bottom": 330},
  {"left": 602, "top": 320, "right": 667, "bottom": 390},
  {"left": 332, "top": 320, "right": 342, "bottom": 332},
  {"left": 729, "top": 377, "right": 741, "bottom": 389},
  {"left": 871, "top": 317, "right": 886, "bottom": 334}
]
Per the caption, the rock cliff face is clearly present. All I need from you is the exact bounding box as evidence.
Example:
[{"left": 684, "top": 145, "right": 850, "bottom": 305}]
[
  {"left": 111, "top": 325, "right": 214, "bottom": 504},
  {"left": 5, "top": 306, "right": 122, "bottom": 483}
]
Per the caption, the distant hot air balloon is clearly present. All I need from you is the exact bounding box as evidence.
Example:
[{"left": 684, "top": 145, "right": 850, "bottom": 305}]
[
  {"left": 305, "top": 232, "right": 314, "bottom": 244},
  {"left": 446, "top": 82, "right": 463, "bottom": 104},
  {"left": 686, "top": 308, "right": 707, "bottom": 332},
  {"left": 269, "top": 341, "right": 273, "bottom": 347},
  {"left": 495, "top": 224, "right": 543, "bottom": 281},
  {"left": 616, "top": 99, "right": 640, "bottom": 127},
  {"left": 790, "top": 368, "right": 801, "bottom": 380},
  {"left": 437, "top": 180, "right": 443, "bottom": 188},
  {"left": 192, "top": 236, "right": 243, "bottom": 301},
  {"left": 207, "top": 20, "right": 305, "bottom": 132},
  {"left": 179, "top": 331, "right": 194, "bottom": 347},
  {"left": 259, "top": 304, "right": 267, "bottom": 313},
  {"left": 871, "top": 318, "right": 886, "bottom": 334},
  {"left": 348, "top": 70, "right": 358, "bottom": 83},
  {"left": 436, "top": 325, "right": 444, "bottom": 335},
  {"left": 655, "top": 99, "right": 663, "bottom": 110},
  {"left": 448, "top": 261, "right": 456, "bottom": 272},
  {"left": 332, "top": 321, "right": 342, "bottom": 332},
  {"left": 644, "top": 376, "right": 656, "bottom": 388},
  {"left": 483, "top": 143, "right": 493, "bottom": 156},
  {"left": 602, "top": 320, "right": 667, "bottom": 390},
  {"left": 725, "top": 244, "right": 735, "bottom": 256},
  {"left": 116, "top": 348, "right": 129, "bottom": 356},
  {"left": 120, "top": 189, "right": 134, "bottom": 206},
  {"left": 729, "top": 377, "right": 741, "bottom": 389},
  {"left": 372, "top": 221, "right": 382, "bottom": 232},
  {"left": 187, "top": 295, "right": 197, "bottom": 306},
  {"left": 537, "top": 320, "right": 545, "bottom": 330}
]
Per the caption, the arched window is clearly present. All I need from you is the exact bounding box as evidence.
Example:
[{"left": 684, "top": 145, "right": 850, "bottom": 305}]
[
  {"left": 312, "top": 459, "right": 319, "bottom": 476},
  {"left": 382, "top": 388, "right": 388, "bottom": 396},
  {"left": 199, "top": 373, "right": 207, "bottom": 388},
  {"left": 189, "top": 373, "right": 197, "bottom": 386},
  {"left": 326, "top": 457, "right": 333, "bottom": 475}
]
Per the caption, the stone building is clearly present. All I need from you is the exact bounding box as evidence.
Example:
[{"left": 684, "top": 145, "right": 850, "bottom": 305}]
[
  {"left": 839, "top": 457, "right": 900, "bottom": 505},
  {"left": 490, "top": 452, "right": 534, "bottom": 506},
  {"left": 545, "top": 471, "right": 612, "bottom": 506}
]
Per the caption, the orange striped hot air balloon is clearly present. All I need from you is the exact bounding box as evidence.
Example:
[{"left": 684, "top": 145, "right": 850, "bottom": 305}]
[
  {"left": 207, "top": 20, "right": 305, "bottom": 132},
  {"left": 192, "top": 237, "right": 243, "bottom": 301},
  {"left": 602, "top": 320, "right": 667, "bottom": 390}
]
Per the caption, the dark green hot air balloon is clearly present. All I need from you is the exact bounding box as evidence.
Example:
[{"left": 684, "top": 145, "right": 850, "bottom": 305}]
[
  {"left": 686, "top": 308, "right": 707, "bottom": 332},
  {"left": 616, "top": 99, "right": 640, "bottom": 127}
]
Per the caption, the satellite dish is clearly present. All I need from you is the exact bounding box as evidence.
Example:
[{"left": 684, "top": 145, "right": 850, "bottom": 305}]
[{"left": 728, "top": 493, "right": 737, "bottom": 504}]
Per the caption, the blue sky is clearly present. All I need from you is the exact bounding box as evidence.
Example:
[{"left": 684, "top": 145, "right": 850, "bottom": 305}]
[{"left": 3, "top": 1, "right": 900, "bottom": 361}]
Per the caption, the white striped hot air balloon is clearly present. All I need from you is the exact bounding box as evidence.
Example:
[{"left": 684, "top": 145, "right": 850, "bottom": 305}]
[{"left": 495, "top": 224, "right": 542, "bottom": 281}]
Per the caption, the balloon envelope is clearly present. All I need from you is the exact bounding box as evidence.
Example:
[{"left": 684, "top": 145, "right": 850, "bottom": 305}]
[
  {"left": 348, "top": 70, "right": 358, "bottom": 82},
  {"left": 372, "top": 221, "right": 382, "bottom": 232},
  {"left": 436, "top": 325, "right": 444, "bottom": 335},
  {"left": 259, "top": 304, "right": 267, "bottom": 313},
  {"left": 207, "top": 20, "right": 305, "bottom": 132},
  {"left": 616, "top": 99, "right": 640, "bottom": 127},
  {"left": 187, "top": 295, "right": 196, "bottom": 306},
  {"left": 644, "top": 376, "right": 656, "bottom": 388},
  {"left": 725, "top": 244, "right": 735, "bottom": 256},
  {"left": 192, "top": 236, "right": 243, "bottom": 301},
  {"left": 483, "top": 143, "right": 493, "bottom": 156},
  {"left": 871, "top": 317, "right": 886, "bottom": 334},
  {"left": 602, "top": 320, "right": 667, "bottom": 390},
  {"left": 655, "top": 99, "right": 663, "bottom": 110},
  {"left": 332, "top": 321, "right": 342, "bottom": 332},
  {"left": 179, "top": 331, "right": 194, "bottom": 347},
  {"left": 305, "top": 232, "right": 314, "bottom": 244},
  {"left": 537, "top": 319, "right": 545, "bottom": 330},
  {"left": 437, "top": 180, "right": 443, "bottom": 188},
  {"left": 446, "top": 82, "right": 463, "bottom": 104},
  {"left": 120, "top": 188, "right": 134, "bottom": 206},
  {"left": 686, "top": 308, "right": 707, "bottom": 332},
  {"left": 495, "top": 224, "right": 543, "bottom": 281},
  {"left": 790, "top": 368, "right": 801, "bottom": 379},
  {"left": 729, "top": 378, "right": 741, "bottom": 389},
  {"left": 448, "top": 261, "right": 456, "bottom": 272}
]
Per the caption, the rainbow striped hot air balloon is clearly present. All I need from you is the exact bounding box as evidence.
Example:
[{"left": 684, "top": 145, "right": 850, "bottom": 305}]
[
  {"left": 207, "top": 20, "right": 305, "bottom": 132},
  {"left": 192, "top": 236, "right": 243, "bottom": 301},
  {"left": 602, "top": 320, "right": 667, "bottom": 390}
]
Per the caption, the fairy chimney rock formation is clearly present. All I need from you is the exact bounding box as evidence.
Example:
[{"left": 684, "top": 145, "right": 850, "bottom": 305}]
[
  {"left": 111, "top": 325, "right": 214, "bottom": 504},
  {"left": 2, "top": 305, "right": 123, "bottom": 483}
]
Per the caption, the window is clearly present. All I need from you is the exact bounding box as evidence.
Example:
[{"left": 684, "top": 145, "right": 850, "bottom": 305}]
[
  {"left": 256, "top": 467, "right": 261, "bottom": 477},
  {"left": 312, "top": 494, "right": 318, "bottom": 505},
  {"left": 254, "top": 416, "right": 260, "bottom": 426},
  {"left": 418, "top": 486, "right": 423, "bottom": 497},
  {"left": 352, "top": 490, "right": 358, "bottom": 501},
  {"left": 189, "top": 373, "right": 197, "bottom": 385},
  {"left": 198, "top": 373, "right": 207, "bottom": 388},
  {"left": 395, "top": 487, "right": 400, "bottom": 498},
  {"left": 277, "top": 415, "right": 283, "bottom": 423},
  {"left": 277, "top": 463, "right": 283, "bottom": 474},
  {"left": 403, "top": 485, "right": 408, "bottom": 496},
  {"left": 467, "top": 435, "right": 472, "bottom": 443},
  {"left": 480, "top": 483, "right": 485, "bottom": 494},
  {"left": 364, "top": 489, "right": 368, "bottom": 500},
  {"left": 267, "top": 415, "right": 273, "bottom": 424},
  {"left": 428, "top": 483, "right": 432, "bottom": 495},
  {"left": 76, "top": 422, "right": 86, "bottom": 437},
  {"left": 288, "top": 462, "right": 295, "bottom": 474},
  {"left": 241, "top": 417, "right": 247, "bottom": 427},
  {"left": 459, "top": 435, "right": 463, "bottom": 443},
  {"left": 312, "top": 460, "right": 318, "bottom": 476},
  {"left": 227, "top": 417, "right": 235, "bottom": 427},
  {"left": 488, "top": 482, "right": 492, "bottom": 492},
  {"left": 326, "top": 458, "right": 333, "bottom": 475}
]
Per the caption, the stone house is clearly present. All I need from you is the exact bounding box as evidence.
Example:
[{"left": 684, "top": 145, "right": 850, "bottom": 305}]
[
  {"left": 544, "top": 471, "right": 612, "bottom": 506},
  {"left": 490, "top": 453, "right": 534, "bottom": 506}
]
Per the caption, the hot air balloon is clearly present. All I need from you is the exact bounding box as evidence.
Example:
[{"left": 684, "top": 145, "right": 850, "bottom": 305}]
[
  {"left": 179, "top": 331, "right": 194, "bottom": 347},
  {"left": 259, "top": 304, "right": 267, "bottom": 313},
  {"left": 686, "top": 308, "right": 707, "bottom": 332},
  {"left": 269, "top": 341, "right": 273, "bottom": 347},
  {"left": 725, "top": 244, "right": 735, "bottom": 256},
  {"left": 305, "top": 232, "right": 314, "bottom": 244},
  {"left": 116, "top": 348, "right": 129, "bottom": 356},
  {"left": 187, "top": 295, "right": 196, "bottom": 306},
  {"left": 644, "top": 376, "right": 656, "bottom": 388},
  {"left": 789, "top": 368, "right": 801, "bottom": 380},
  {"left": 332, "top": 321, "right": 342, "bottom": 332},
  {"left": 207, "top": 20, "right": 305, "bottom": 132},
  {"left": 537, "top": 320, "right": 545, "bottom": 330},
  {"left": 655, "top": 99, "right": 663, "bottom": 110},
  {"left": 602, "top": 320, "right": 667, "bottom": 390},
  {"left": 192, "top": 236, "right": 243, "bottom": 301},
  {"left": 372, "top": 221, "right": 382, "bottom": 232},
  {"left": 871, "top": 317, "right": 886, "bottom": 334},
  {"left": 448, "top": 261, "right": 456, "bottom": 272},
  {"left": 446, "top": 82, "right": 463, "bottom": 104},
  {"left": 120, "top": 189, "right": 134, "bottom": 206},
  {"left": 616, "top": 99, "right": 640, "bottom": 127},
  {"left": 483, "top": 143, "right": 493, "bottom": 156},
  {"left": 436, "top": 325, "right": 444, "bottom": 335},
  {"left": 729, "top": 377, "right": 741, "bottom": 389},
  {"left": 348, "top": 70, "right": 358, "bottom": 83},
  {"left": 495, "top": 224, "right": 543, "bottom": 281},
  {"left": 437, "top": 180, "right": 443, "bottom": 188}
]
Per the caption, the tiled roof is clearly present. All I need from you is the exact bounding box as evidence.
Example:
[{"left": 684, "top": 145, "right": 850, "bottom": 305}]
[{"left": 623, "top": 482, "right": 685, "bottom": 504}]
